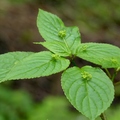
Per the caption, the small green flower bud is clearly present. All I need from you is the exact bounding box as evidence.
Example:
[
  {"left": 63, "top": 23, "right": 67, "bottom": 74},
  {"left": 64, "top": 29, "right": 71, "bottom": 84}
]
[
  {"left": 81, "top": 71, "right": 92, "bottom": 81},
  {"left": 111, "top": 58, "right": 118, "bottom": 64},
  {"left": 81, "top": 45, "right": 88, "bottom": 52},
  {"left": 58, "top": 30, "right": 66, "bottom": 38},
  {"left": 52, "top": 54, "right": 60, "bottom": 59}
]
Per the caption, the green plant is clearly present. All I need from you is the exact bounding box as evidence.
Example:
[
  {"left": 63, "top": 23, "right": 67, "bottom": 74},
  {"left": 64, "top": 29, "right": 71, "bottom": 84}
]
[{"left": 0, "top": 9, "right": 120, "bottom": 120}]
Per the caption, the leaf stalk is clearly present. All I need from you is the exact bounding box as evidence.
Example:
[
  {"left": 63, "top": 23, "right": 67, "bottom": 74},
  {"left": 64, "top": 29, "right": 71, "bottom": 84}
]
[
  {"left": 100, "top": 113, "right": 107, "bottom": 120},
  {"left": 105, "top": 68, "right": 112, "bottom": 79}
]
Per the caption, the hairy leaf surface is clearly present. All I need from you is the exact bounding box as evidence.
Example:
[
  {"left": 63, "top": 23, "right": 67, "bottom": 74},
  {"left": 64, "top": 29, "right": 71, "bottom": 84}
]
[
  {"left": 61, "top": 66, "right": 114, "bottom": 120},
  {"left": 76, "top": 43, "right": 120, "bottom": 68},
  {"left": 0, "top": 51, "right": 70, "bottom": 82}
]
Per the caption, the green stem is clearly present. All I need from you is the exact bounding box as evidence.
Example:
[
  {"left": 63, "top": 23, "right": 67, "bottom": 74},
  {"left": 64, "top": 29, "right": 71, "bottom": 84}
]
[
  {"left": 100, "top": 113, "right": 107, "bottom": 120},
  {"left": 105, "top": 68, "right": 112, "bottom": 79},
  {"left": 105, "top": 68, "right": 119, "bottom": 82},
  {"left": 111, "top": 70, "right": 118, "bottom": 82},
  {"left": 71, "top": 60, "right": 77, "bottom": 66},
  {"left": 70, "top": 55, "right": 77, "bottom": 67},
  {"left": 114, "top": 81, "right": 120, "bottom": 86}
]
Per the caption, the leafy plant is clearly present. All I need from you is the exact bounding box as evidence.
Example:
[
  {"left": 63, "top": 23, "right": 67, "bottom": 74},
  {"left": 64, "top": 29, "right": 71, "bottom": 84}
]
[{"left": 0, "top": 9, "right": 120, "bottom": 120}]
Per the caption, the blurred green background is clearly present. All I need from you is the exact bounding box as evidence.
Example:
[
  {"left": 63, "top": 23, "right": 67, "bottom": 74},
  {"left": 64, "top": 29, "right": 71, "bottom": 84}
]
[{"left": 0, "top": 0, "right": 120, "bottom": 120}]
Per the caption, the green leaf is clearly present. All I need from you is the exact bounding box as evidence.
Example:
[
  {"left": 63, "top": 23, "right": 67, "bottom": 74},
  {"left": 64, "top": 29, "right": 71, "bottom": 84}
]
[
  {"left": 76, "top": 43, "right": 120, "bottom": 68},
  {"left": 0, "top": 51, "right": 70, "bottom": 82},
  {"left": 40, "top": 41, "right": 70, "bottom": 57},
  {"left": 61, "top": 66, "right": 114, "bottom": 120},
  {"left": 0, "top": 52, "right": 33, "bottom": 80},
  {"left": 61, "top": 26, "right": 81, "bottom": 56},
  {"left": 37, "top": 9, "right": 81, "bottom": 56},
  {"left": 36, "top": 26, "right": 81, "bottom": 56},
  {"left": 37, "top": 9, "right": 65, "bottom": 42}
]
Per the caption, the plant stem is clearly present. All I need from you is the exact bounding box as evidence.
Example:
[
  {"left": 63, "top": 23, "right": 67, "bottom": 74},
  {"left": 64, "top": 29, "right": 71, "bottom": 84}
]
[
  {"left": 100, "top": 113, "right": 107, "bottom": 120},
  {"left": 114, "top": 81, "right": 120, "bottom": 86},
  {"left": 111, "top": 70, "right": 118, "bottom": 82},
  {"left": 71, "top": 59, "right": 77, "bottom": 66},
  {"left": 112, "top": 68, "right": 119, "bottom": 82},
  {"left": 105, "top": 68, "right": 112, "bottom": 79}
]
